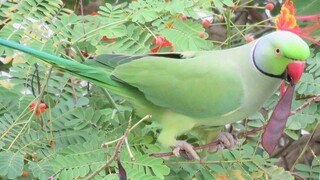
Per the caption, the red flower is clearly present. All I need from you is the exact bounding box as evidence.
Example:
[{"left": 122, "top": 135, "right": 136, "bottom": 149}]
[
  {"left": 265, "top": 3, "right": 274, "bottom": 11},
  {"left": 151, "top": 46, "right": 160, "bottom": 53},
  {"left": 91, "top": 11, "right": 99, "bottom": 16},
  {"left": 246, "top": 37, "right": 255, "bottom": 43},
  {"left": 29, "top": 102, "right": 47, "bottom": 116},
  {"left": 275, "top": 0, "right": 320, "bottom": 44},
  {"left": 21, "top": 172, "right": 28, "bottom": 178},
  {"left": 101, "top": 36, "right": 116, "bottom": 42},
  {"left": 81, "top": 50, "right": 88, "bottom": 57},
  {"left": 151, "top": 36, "right": 173, "bottom": 53}
]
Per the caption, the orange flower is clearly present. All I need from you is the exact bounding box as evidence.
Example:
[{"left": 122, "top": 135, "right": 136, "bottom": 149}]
[
  {"left": 29, "top": 102, "right": 47, "bottom": 116},
  {"left": 275, "top": 1, "right": 297, "bottom": 30},
  {"left": 165, "top": 21, "right": 174, "bottom": 28},
  {"left": 275, "top": 0, "right": 320, "bottom": 44}
]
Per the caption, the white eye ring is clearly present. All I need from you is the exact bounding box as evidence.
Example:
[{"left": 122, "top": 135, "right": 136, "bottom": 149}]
[{"left": 275, "top": 48, "right": 281, "bottom": 56}]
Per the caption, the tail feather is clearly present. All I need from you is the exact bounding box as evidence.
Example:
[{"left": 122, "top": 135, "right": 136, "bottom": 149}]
[{"left": 0, "top": 39, "right": 127, "bottom": 95}]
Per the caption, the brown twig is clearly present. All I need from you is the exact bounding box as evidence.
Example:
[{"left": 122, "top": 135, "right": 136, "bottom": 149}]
[
  {"left": 238, "top": 125, "right": 266, "bottom": 139},
  {"left": 83, "top": 133, "right": 126, "bottom": 180},
  {"left": 69, "top": 75, "right": 78, "bottom": 104},
  {"left": 290, "top": 94, "right": 320, "bottom": 116}
]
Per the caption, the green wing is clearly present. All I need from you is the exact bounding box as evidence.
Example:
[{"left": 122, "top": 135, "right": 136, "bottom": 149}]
[{"left": 113, "top": 51, "right": 244, "bottom": 118}]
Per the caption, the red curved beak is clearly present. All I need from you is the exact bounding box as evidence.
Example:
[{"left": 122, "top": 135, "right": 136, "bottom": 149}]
[{"left": 287, "top": 61, "right": 305, "bottom": 84}]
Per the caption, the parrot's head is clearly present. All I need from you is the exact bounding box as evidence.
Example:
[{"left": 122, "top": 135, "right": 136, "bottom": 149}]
[{"left": 252, "top": 31, "right": 310, "bottom": 84}]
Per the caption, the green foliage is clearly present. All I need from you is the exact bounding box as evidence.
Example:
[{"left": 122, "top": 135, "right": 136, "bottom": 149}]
[
  {"left": 110, "top": 24, "right": 155, "bottom": 54},
  {"left": 295, "top": 156, "right": 320, "bottom": 179},
  {"left": 261, "top": 166, "right": 294, "bottom": 180},
  {"left": 121, "top": 152, "right": 170, "bottom": 179},
  {"left": 0, "top": 0, "right": 319, "bottom": 179},
  {"left": 161, "top": 19, "right": 211, "bottom": 51},
  {"left": 29, "top": 160, "right": 55, "bottom": 179},
  {"left": 0, "top": 151, "right": 24, "bottom": 179},
  {"left": 296, "top": 52, "right": 320, "bottom": 98}
]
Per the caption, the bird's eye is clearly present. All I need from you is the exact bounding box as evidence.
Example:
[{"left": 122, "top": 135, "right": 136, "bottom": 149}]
[{"left": 274, "top": 48, "right": 281, "bottom": 56}]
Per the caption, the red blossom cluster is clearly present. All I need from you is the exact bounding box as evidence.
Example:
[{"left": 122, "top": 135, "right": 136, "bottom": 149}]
[
  {"left": 151, "top": 36, "right": 174, "bottom": 53},
  {"left": 29, "top": 102, "right": 46, "bottom": 116}
]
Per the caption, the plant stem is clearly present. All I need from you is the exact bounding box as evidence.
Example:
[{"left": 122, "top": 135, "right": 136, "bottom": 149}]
[
  {"left": 219, "top": 17, "right": 275, "bottom": 48},
  {"left": 102, "top": 88, "right": 120, "bottom": 111},
  {"left": 72, "top": 19, "right": 129, "bottom": 44},
  {"left": 290, "top": 94, "right": 320, "bottom": 115},
  {"left": 225, "top": 11, "right": 231, "bottom": 48}
]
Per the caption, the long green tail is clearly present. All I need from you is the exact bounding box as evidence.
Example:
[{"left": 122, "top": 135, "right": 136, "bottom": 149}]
[{"left": 0, "top": 38, "right": 126, "bottom": 95}]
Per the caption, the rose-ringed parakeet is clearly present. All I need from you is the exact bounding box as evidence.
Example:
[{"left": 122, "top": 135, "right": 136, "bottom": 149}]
[{"left": 0, "top": 31, "right": 310, "bottom": 160}]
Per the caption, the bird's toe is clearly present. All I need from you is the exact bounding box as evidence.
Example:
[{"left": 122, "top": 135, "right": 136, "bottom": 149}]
[
  {"left": 173, "top": 140, "right": 200, "bottom": 160},
  {"left": 208, "top": 132, "right": 239, "bottom": 153}
]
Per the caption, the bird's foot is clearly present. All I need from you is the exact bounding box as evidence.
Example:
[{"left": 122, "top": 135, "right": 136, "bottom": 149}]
[
  {"left": 172, "top": 140, "right": 200, "bottom": 160},
  {"left": 208, "top": 132, "right": 239, "bottom": 153}
]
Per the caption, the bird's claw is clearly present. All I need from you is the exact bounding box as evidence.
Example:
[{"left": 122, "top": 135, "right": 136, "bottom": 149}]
[
  {"left": 208, "top": 132, "right": 239, "bottom": 153},
  {"left": 173, "top": 140, "right": 200, "bottom": 160}
]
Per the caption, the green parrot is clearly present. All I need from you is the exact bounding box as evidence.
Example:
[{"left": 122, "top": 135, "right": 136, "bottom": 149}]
[{"left": 0, "top": 31, "right": 310, "bottom": 160}]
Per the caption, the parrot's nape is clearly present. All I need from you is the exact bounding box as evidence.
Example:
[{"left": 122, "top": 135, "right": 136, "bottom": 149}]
[{"left": 0, "top": 31, "right": 310, "bottom": 160}]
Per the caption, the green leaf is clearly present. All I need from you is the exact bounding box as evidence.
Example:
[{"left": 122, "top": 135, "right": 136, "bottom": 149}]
[
  {"left": 109, "top": 24, "right": 154, "bottom": 54},
  {"left": 286, "top": 121, "right": 301, "bottom": 130},
  {"left": 295, "top": 164, "right": 311, "bottom": 172},
  {"left": 161, "top": 19, "right": 211, "bottom": 51},
  {"left": 222, "top": 150, "right": 235, "bottom": 160},
  {"left": 29, "top": 161, "right": 55, "bottom": 180},
  {"left": 213, "top": 0, "right": 224, "bottom": 10},
  {"left": 122, "top": 153, "right": 170, "bottom": 179},
  {"left": 222, "top": 0, "right": 234, "bottom": 7},
  {"left": 242, "top": 144, "right": 254, "bottom": 156},
  {"left": 287, "top": 101, "right": 318, "bottom": 131},
  {"left": 284, "top": 129, "right": 299, "bottom": 140},
  {"left": 128, "top": 1, "right": 162, "bottom": 23},
  {"left": 261, "top": 166, "right": 294, "bottom": 180},
  {"left": 0, "top": 151, "right": 24, "bottom": 179},
  {"left": 100, "top": 24, "right": 127, "bottom": 38}
]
